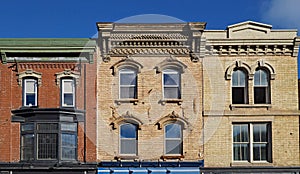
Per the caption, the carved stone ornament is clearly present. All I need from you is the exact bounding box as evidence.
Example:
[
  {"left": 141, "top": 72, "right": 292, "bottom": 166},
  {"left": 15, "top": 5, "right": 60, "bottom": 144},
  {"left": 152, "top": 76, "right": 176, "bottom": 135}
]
[
  {"left": 55, "top": 69, "right": 80, "bottom": 86},
  {"left": 155, "top": 111, "right": 190, "bottom": 130},
  {"left": 17, "top": 69, "right": 42, "bottom": 86},
  {"left": 110, "top": 111, "right": 143, "bottom": 130},
  {"left": 155, "top": 56, "right": 187, "bottom": 73}
]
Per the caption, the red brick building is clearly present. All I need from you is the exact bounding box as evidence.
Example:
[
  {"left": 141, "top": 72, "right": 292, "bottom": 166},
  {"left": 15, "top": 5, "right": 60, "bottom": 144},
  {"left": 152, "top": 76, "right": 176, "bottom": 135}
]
[{"left": 0, "top": 39, "right": 97, "bottom": 173}]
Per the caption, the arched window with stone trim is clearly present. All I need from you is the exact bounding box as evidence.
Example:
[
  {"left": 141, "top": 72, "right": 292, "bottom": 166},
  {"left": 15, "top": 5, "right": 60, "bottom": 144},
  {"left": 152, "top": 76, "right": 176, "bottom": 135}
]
[
  {"left": 232, "top": 68, "right": 248, "bottom": 104},
  {"left": 119, "top": 68, "right": 137, "bottom": 99},
  {"left": 254, "top": 68, "right": 270, "bottom": 104},
  {"left": 164, "top": 123, "right": 183, "bottom": 155},
  {"left": 119, "top": 123, "right": 138, "bottom": 155}
]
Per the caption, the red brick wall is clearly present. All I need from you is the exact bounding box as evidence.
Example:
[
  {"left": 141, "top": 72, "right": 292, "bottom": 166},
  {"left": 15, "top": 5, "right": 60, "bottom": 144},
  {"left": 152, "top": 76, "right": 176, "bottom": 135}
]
[{"left": 0, "top": 59, "right": 97, "bottom": 162}]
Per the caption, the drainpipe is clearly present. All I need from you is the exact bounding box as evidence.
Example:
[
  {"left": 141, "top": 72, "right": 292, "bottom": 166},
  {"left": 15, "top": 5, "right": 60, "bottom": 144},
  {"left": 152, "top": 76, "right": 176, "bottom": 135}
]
[{"left": 84, "top": 63, "right": 87, "bottom": 163}]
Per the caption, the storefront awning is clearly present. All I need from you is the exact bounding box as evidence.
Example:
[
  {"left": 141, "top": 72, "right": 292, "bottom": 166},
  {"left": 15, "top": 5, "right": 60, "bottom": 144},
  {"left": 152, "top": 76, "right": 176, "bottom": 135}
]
[{"left": 97, "top": 167, "right": 200, "bottom": 174}]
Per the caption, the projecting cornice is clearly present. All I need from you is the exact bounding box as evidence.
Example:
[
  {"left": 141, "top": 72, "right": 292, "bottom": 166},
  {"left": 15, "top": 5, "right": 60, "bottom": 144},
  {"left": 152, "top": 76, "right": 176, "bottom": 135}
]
[
  {"left": 97, "top": 22, "right": 206, "bottom": 62},
  {"left": 203, "top": 21, "right": 299, "bottom": 57}
]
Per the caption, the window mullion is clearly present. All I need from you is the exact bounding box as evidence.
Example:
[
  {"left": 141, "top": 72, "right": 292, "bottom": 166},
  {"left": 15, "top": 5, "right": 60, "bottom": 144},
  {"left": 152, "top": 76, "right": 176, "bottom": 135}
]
[{"left": 250, "top": 123, "right": 253, "bottom": 162}]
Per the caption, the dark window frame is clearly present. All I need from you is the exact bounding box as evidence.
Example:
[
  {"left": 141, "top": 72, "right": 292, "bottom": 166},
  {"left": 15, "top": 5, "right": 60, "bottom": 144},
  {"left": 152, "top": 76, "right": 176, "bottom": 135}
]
[
  {"left": 254, "top": 68, "right": 271, "bottom": 104},
  {"left": 20, "top": 122, "right": 78, "bottom": 162}
]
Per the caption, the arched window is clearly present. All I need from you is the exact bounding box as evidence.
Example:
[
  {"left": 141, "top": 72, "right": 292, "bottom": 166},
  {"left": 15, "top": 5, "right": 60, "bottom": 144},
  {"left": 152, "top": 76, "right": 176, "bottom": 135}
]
[
  {"left": 163, "top": 69, "right": 181, "bottom": 99},
  {"left": 232, "top": 69, "right": 248, "bottom": 104},
  {"left": 254, "top": 69, "right": 270, "bottom": 104},
  {"left": 119, "top": 68, "right": 137, "bottom": 99},
  {"left": 23, "top": 78, "right": 38, "bottom": 107},
  {"left": 120, "top": 123, "right": 137, "bottom": 155},
  {"left": 164, "top": 123, "right": 182, "bottom": 155}
]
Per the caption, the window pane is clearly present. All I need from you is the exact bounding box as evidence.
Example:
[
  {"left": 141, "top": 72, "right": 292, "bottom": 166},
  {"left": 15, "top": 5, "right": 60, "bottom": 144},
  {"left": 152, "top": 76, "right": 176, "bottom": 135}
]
[
  {"left": 254, "top": 69, "right": 268, "bottom": 86},
  {"left": 232, "top": 87, "right": 246, "bottom": 104},
  {"left": 120, "top": 73, "right": 136, "bottom": 85},
  {"left": 164, "top": 73, "right": 179, "bottom": 85},
  {"left": 26, "top": 94, "right": 36, "bottom": 106},
  {"left": 37, "top": 123, "right": 58, "bottom": 131},
  {"left": 165, "top": 124, "right": 181, "bottom": 138},
  {"left": 120, "top": 124, "right": 137, "bottom": 138},
  {"left": 62, "top": 133, "right": 76, "bottom": 160},
  {"left": 120, "top": 139, "right": 136, "bottom": 154},
  {"left": 26, "top": 80, "right": 36, "bottom": 93},
  {"left": 166, "top": 140, "right": 182, "bottom": 154},
  {"left": 21, "top": 134, "right": 34, "bottom": 160},
  {"left": 233, "top": 124, "right": 248, "bottom": 142},
  {"left": 22, "top": 123, "right": 34, "bottom": 131},
  {"left": 61, "top": 123, "right": 77, "bottom": 132},
  {"left": 254, "top": 87, "right": 268, "bottom": 104},
  {"left": 232, "top": 70, "right": 246, "bottom": 87},
  {"left": 120, "top": 86, "right": 136, "bottom": 98},
  {"left": 37, "top": 133, "right": 57, "bottom": 159},
  {"left": 253, "top": 124, "right": 267, "bottom": 142},
  {"left": 62, "top": 147, "right": 76, "bottom": 160},
  {"left": 63, "top": 80, "right": 73, "bottom": 93},
  {"left": 233, "top": 143, "right": 249, "bottom": 161},
  {"left": 253, "top": 143, "right": 267, "bottom": 161},
  {"left": 64, "top": 94, "right": 74, "bottom": 106},
  {"left": 164, "top": 87, "right": 180, "bottom": 99}
]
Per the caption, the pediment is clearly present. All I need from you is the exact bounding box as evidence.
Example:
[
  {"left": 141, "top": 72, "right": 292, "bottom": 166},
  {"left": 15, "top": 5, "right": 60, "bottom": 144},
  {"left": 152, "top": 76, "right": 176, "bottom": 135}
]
[{"left": 227, "top": 21, "right": 272, "bottom": 39}]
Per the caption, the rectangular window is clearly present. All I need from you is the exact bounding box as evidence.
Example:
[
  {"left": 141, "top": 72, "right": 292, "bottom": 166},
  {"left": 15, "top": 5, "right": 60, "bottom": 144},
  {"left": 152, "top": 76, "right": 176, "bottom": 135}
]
[
  {"left": 233, "top": 123, "right": 271, "bottom": 162},
  {"left": 163, "top": 70, "right": 181, "bottom": 99},
  {"left": 119, "top": 69, "right": 137, "bottom": 99},
  {"left": 23, "top": 79, "right": 37, "bottom": 106},
  {"left": 120, "top": 124, "right": 137, "bottom": 155},
  {"left": 165, "top": 124, "right": 182, "bottom": 155},
  {"left": 37, "top": 133, "right": 57, "bottom": 160},
  {"left": 62, "top": 79, "right": 75, "bottom": 107}
]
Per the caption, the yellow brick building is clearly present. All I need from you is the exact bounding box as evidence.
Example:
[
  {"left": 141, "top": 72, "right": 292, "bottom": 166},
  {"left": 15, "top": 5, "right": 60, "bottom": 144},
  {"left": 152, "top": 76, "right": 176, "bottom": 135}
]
[{"left": 95, "top": 21, "right": 300, "bottom": 171}]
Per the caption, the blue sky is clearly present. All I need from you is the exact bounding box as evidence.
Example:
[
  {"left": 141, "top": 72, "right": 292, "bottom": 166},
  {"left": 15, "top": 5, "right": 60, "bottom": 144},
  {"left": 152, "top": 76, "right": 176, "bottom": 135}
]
[
  {"left": 0, "top": 0, "right": 299, "bottom": 76},
  {"left": 0, "top": 0, "right": 299, "bottom": 38}
]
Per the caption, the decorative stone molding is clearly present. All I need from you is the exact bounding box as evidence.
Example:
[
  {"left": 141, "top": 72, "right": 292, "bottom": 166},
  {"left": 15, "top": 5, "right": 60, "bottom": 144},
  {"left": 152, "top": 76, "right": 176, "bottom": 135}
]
[
  {"left": 155, "top": 111, "right": 189, "bottom": 130},
  {"left": 110, "top": 56, "right": 143, "bottom": 76},
  {"left": 205, "top": 44, "right": 294, "bottom": 57},
  {"left": 110, "top": 111, "right": 143, "bottom": 130},
  {"left": 108, "top": 48, "right": 190, "bottom": 56},
  {"left": 225, "top": 60, "right": 252, "bottom": 80},
  {"left": 55, "top": 69, "right": 80, "bottom": 86},
  {"left": 17, "top": 69, "right": 42, "bottom": 86},
  {"left": 155, "top": 56, "right": 187, "bottom": 73},
  {"left": 251, "top": 60, "right": 276, "bottom": 80}
]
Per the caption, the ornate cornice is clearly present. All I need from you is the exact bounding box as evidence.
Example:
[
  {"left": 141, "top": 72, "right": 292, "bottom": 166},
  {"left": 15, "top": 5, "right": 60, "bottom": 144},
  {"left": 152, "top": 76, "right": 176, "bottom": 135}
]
[{"left": 205, "top": 43, "right": 295, "bottom": 57}]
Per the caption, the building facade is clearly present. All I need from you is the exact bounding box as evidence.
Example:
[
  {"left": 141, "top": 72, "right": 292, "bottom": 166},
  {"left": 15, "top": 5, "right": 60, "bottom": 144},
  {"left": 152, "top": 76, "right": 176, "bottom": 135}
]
[{"left": 0, "top": 21, "right": 299, "bottom": 173}]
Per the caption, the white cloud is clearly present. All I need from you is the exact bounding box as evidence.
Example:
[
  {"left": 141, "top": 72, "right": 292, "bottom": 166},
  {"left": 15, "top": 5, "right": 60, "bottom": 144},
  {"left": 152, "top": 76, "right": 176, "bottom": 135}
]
[{"left": 261, "top": 0, "right": 300, "bottom": 30}]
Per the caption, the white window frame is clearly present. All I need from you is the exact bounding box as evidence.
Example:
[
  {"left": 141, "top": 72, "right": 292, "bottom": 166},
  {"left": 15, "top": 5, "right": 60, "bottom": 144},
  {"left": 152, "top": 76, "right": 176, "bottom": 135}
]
[
  {"left": 232, "top": 69, "right": 248, "bottom": 104},
  {"left": 162, "top": 69, "right": 181, "bottom": 99},
  {"left": 23, "top": 79, "right": 38, "bottom": 107},
  {"left": 61, "top": 79, "right": 75, "bottom": 107},
  {"left": 254, "top": 69, "right": 270, "bottom": 104},
  {"left": 164, "top": 123, "right": 182, "bottom": 155},
  {"left": 232, "top": 123, "right": 271, "bottom": 163},
  {"left": 119, "top": 123, "right": 137, "bottom": 156},
  {"left": 119, "top": 69, "right": 137, "bottom": 99}
]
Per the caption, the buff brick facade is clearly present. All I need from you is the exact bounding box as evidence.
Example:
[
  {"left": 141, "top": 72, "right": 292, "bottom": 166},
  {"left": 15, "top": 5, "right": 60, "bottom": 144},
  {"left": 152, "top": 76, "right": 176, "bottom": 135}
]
[{"left": 0, "top": 21, "right": 299, "bottom": 173}]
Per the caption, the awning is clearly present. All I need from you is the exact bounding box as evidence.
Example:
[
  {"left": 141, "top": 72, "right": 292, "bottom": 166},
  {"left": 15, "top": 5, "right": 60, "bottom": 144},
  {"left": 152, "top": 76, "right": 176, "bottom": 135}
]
[
  {"left": 147, "top": 167, "right": 168, "bottom": 174},
  {"left": 167, "top": 167, "right": 200, "bottom": 174},
  {"left": 98, "top": 167, "right": 200, "bottom": 174},
  {"left": 129, "top": 168, "right": 148, "bottom": 174}
]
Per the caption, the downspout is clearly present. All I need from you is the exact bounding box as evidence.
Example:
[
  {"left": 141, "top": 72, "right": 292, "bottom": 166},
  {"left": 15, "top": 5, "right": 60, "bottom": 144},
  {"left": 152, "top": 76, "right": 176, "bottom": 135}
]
[{"left": 84, "top": 63, "right": 87, "bottom": 163}]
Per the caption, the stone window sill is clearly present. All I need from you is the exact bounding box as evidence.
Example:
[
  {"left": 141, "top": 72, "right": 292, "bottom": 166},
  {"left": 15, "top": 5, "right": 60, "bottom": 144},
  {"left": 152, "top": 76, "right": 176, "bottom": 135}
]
[
  {"left": 160, "top": 99, "right": 183, "bottom": 105},
  {"left": 115, "top": 99, "right": 139, "bottom": 105},
  {"left": 160, "top": 155, "right": 184, "bottom": 161},
  {"left": 115, "top": 155, "right": 139, "bottom": 160},
  {"left": 230, "top": 161, "right": 273, "bottom": 167},
  {"left": 230, "top": 104, "right": 271, "bottom": 110}
]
